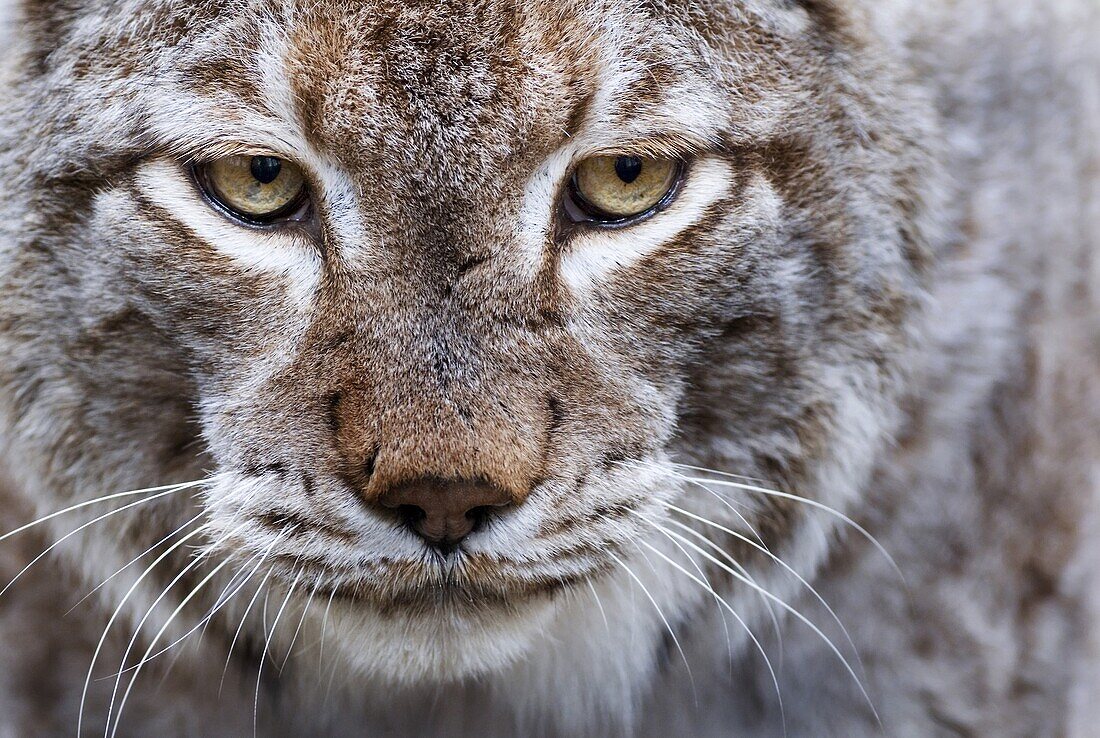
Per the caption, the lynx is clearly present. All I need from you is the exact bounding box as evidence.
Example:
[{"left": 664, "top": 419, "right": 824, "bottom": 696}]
[{"left": 0, "top": 0, "right": 1097, "bottom": 735}]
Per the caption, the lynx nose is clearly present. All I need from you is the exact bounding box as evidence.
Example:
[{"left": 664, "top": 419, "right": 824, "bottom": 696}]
[{"left": 377, "top": 477, "right": 514, "bottom": 554}]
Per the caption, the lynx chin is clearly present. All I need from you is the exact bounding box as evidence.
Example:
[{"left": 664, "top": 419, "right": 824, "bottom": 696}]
[{"left": 0, "top": 0, "right": 1097, "bottom": 735}]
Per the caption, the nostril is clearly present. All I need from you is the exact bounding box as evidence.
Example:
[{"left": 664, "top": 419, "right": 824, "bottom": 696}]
[
  {"left": 394, "top": 504, "right": 426, "bottom": 527},
  {"left": 362, "top": 449, "right": 378, "bottom": 480},
  {"left": 373, "top": 477, "right": 518, "bottom": 552},
  {"left": 465, "top": 505, "right": 499, "bottom": 534}
]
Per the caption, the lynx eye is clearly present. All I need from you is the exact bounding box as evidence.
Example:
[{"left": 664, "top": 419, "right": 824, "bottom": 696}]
[
  {"left": 196, "top": 155, "right": 308, "bottom": 224},
  {"left": 566, "top": 155, "right": 681, "bottom": 224}
]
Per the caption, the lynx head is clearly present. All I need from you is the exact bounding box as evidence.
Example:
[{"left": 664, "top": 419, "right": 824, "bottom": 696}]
[{"left": 0, "top": 0, "right": 942, "bottom": 707}]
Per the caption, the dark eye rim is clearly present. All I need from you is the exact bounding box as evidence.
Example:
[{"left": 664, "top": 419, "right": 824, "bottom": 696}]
[
  {"left": 190, "top": 159, "right": 314, "bottom": 229},
  {"left": 562, "top": 158, "right": 688, "bottom": 229}
]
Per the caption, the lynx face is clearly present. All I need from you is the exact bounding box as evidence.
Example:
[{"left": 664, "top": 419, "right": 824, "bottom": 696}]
[{"left": 0, "top": 0, "right": 938, "bottom": 691}]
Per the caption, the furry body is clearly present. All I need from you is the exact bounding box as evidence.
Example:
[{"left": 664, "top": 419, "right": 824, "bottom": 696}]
[{"left": 0, "top": 0, "right": 1097, "bottom": 736}]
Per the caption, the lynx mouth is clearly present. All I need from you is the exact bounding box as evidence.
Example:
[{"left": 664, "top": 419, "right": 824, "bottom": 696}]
[
  {"left": 264, "top": 550, "right": 600, "bottom": 616},
  {"left": 323, "top": 575, "right": 585, "bottom": 616}
]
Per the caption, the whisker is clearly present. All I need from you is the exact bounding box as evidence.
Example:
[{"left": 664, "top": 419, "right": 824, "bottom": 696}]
[
  {"left": 76, "top": 516, "right": 207, "bottom": 738},
  {"left": 67, "top": 510, "right": 207, "bottom": 617},
  {"left": 628, "top": 539, "right": 700, "bottom": 705},
  {"left": 640, "top": 512, "right": 735, "bottom": 681},
  {"left": 607, "top": 550, "right": 694, "bottom": 695},
  {"left": 321, "top": 639, "right": 342, "bottom": 713},
  {"left": 0, "top": 487, "right": 203, "bottom": 602},
  {"left": 585, "top": 577, "right": 611, "bottom": 634},
  {"left": 647, "top": 502, "right": 785, "bottom": 659},
  {"left": 664, "top": 504, "right": 864, "bottom": 677},
  {"left": 317, "top": 585, "right": 337, "bottom": 675},
  {"left": 153, "top": 622, "right": 194, "bottom": 697},
  {"left": 280, "top": 565, "right": 323, "bottom": 674},
  {"left": 618, "top": 459, "right": 771, "bottom": 551},
  {"left": 254, "top": 569, "right": 303, "bottom": 738},
  {"left": 107, "top": 548, "right": 271, "bottom": 679},
  {"left": 109, "top": 531, "right": 246, "bottom": 738},
  {"left": 646, "top": 520, "right": 880, "bottom": 726},
  {"left": 678, "top": 475, "right": 771, "bottom": 549},
  {"left": 103, "top": 522, "right": 245, "bottom": 738},
  {"left": 217, "top": 527, "right": 309, "bottom": 696},
  {"left": 261, "top": 588, "right": 272, "bottom": 643},
  {"left": 0, "top": 477, "right": 215, "bottom": 546},
  {"left": 671, "top": 463, "right": 768, "bottom": 486},
  {"left": 666, "top": 515, "right": 786, "bottom": 668},
  {"left": 220, "top": 564, "right": 277, "bottom": 697},
  {"left": 672, "top": 466, "right": 904, "bottom": 584},
  {"left": 631, "top": 522, "right": 786, "bottom": 735},
  {"left": 199, "top": 552, "right": 268, "bottom": 641}
]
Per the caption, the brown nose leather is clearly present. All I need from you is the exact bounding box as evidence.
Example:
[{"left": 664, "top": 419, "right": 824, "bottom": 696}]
[{"left": 377, "top": 477, "right": 513, "bottom": 552}]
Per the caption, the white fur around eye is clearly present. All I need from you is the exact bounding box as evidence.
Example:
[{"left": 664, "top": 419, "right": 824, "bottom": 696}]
[
  {"left": 134, "top": 159, "right": 322, "bottom": 306},
  {"left": 559, "top": 157, "right": 733, "bottom": 295},
  {"left": 516, "top": 147, "right": 577, "bottom": 274}
]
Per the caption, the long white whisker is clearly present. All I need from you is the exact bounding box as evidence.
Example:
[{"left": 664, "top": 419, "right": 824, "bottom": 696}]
[
  {"left": 631, "top": 521, "right": 786, "bottom": 734},
  {"left": 585, "top": 578, "right": 610, "bottom": 634},
  {"left": 76, "top": 516, "right": 206, "bottom": 738},
  {"left": 628, "top": 539, "right": 700, "bottom": 704},
  {"left": 632, "top": 511, "right": 734, "bottom": 673},
  {"left": 322, "top": 641, "right": 342, "bottom": 713},
  {"left": 254, "top": 569, "right": 303, "bottom": 737},
  {"left": 261, "top": 588, "right": 272, "bottom": 642},
  {"left": 67, "top": 511, "right": 206, "bottom": 617},
  {"left": 673, "top": 466, "right": 904, "bottom": 583},
  {"left": 110, "top": 537, "right": 244, "bottom": 738},
  {"left": 219, "top": 530, "right": 309, "bottom": 696},
  {"left": 650, "top": 492, "right": 784, "bottom": 650},
  {"left": 199, "top": 552, "right": 267, "bottom": 641},
  {"left": 616, "top": 460, "right": 782, "bottom": 653},
  {"left": 661, "top": 515, "right": 786, "bottom": 666},
  {"left": 665, "top": 504, "right": 864, "bottom": 676},
  {"left": 0, "top": 488, "right": 202, "bottom": 601},
  {"left": 103, "top": 522, "right": 243, "bottom": 738},
  {"left": 614, "top": 460, "right": 769, "bottom": 549},
  {"left": 317, "top": 585, "right": 337, "bottom": 675},
  {"left": 607, "top": 550, "right": 694, "bottom": 691},
  {"left": 682, "top": 475, "right": 771, "bottom": 547},
  {"left": 280, "top": 569, "right": 322, "bottom": 673},
  {"left": 0, "top": 478, "right": 214, "bottom": 545},
  {"left": 671, "top": 463, "right": 767, "bottom": 486},
  {"left": 645, "top": 520, "right": 880, "bottom": 725},
  {"left": 108, "top": 547, "right": 271, "bottom": 678},
  {"left": 220, "top": 565, "right": 277, "bottom": 697}
]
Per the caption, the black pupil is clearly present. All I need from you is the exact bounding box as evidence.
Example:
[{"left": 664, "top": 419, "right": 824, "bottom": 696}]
[
  {"left": 250, "top": 156, "right": 282, "bottom": 185},
  {"left": 614, "top": 156, "right": 643, "bottom": 184}
]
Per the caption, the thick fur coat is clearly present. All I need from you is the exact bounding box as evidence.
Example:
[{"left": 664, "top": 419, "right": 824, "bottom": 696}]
[{"left": 0, "top": 0, "right": 1097, "bottom": 735}]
